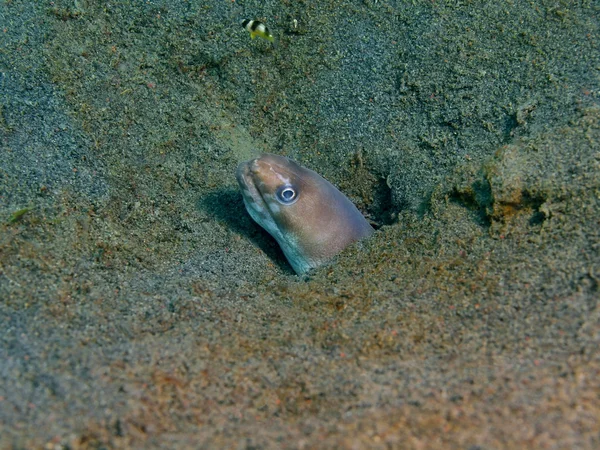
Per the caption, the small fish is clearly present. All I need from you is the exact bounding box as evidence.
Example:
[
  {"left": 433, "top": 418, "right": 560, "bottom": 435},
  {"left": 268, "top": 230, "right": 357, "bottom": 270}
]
[
  {"left": 236, "top": 153, "right": 374, "bottom": 274},
  {"left": 241, "top": 19, "right": 274, "bottom": 43}
]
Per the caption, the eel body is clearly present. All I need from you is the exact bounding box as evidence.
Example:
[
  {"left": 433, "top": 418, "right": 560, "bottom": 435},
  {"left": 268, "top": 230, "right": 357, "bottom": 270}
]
[{"left": 236, "top": 153, "right": 374, "bottom": 274}]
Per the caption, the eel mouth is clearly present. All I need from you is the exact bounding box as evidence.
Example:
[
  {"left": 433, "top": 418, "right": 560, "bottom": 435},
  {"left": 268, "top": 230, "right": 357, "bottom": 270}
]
[
  {"left": 235, "top": 159, "right": 252, "bottom": 191},
  {"left": 236, "top": 158, "right": 269, "bottom": 217},
  {"left": 236, "top": 159, "right": 258, "bottom": 196}
]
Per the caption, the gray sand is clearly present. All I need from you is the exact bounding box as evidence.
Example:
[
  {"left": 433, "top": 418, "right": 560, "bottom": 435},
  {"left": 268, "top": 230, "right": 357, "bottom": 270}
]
[{"left": 1, "top": 0, "right": 599, "bottom": 448}]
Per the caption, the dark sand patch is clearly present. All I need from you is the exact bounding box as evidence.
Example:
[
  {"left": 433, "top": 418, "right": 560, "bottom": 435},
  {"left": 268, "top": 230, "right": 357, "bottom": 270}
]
[{"left": 1, "top": 0, "right": 598, "bottom": 448}]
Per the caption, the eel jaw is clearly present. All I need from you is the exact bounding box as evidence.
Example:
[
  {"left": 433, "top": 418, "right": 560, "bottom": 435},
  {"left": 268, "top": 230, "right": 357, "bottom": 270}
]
[{"left": 236, "top": 159, "right": 286, "bottom": 245}]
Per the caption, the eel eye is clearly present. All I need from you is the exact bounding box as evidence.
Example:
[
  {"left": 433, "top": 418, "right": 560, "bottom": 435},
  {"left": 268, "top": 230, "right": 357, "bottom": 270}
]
[{"left": 276, "top": 186, "right": 298, "bottom": 204}]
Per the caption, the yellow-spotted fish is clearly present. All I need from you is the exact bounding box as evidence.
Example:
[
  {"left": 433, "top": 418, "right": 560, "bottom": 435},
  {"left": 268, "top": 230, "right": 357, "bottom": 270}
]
[
  {"left": 236, "top": 154, "right": 374, "bottom": 274},
  {"left": 241, "top": 19, "right": 274, "bottom": 43}
]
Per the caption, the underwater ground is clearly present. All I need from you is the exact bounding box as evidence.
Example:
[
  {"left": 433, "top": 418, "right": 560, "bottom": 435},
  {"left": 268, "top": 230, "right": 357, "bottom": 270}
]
[{"left": 1, "top": 0, "right": 599, "bottom": 448}]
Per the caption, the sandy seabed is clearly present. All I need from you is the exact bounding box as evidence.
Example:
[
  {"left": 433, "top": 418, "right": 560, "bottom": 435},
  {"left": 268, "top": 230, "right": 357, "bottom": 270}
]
[{"left": 1, "top": 0, "right": 599, "bottom": 448}]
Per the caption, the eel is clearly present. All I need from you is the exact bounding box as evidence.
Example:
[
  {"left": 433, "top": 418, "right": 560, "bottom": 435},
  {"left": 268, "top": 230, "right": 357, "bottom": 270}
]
[{"left": 236, "top": 153, "right": 374, "bottom": 274}]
